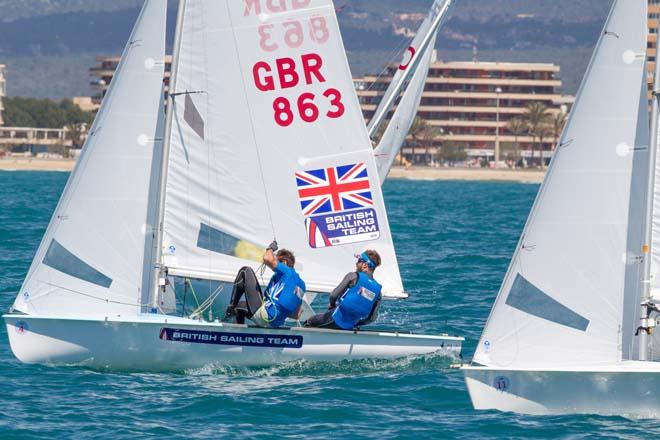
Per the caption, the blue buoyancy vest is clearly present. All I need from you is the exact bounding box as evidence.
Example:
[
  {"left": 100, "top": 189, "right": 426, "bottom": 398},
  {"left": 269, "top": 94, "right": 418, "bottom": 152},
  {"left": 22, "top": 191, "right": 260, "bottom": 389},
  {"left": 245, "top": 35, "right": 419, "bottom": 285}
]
[
  {"left": 264, "top": 263, "right": 305, "bottom": 327},
  {"left": 332, "top": 272, "right": 382, "bottom": 330}
]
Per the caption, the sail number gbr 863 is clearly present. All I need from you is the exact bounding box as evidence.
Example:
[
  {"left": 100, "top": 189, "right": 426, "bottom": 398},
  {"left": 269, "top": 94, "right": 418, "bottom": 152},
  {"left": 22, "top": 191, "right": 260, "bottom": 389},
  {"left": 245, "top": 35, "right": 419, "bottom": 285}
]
[{"left": 247, "top": 1, "right": 345, "bottom": 127}]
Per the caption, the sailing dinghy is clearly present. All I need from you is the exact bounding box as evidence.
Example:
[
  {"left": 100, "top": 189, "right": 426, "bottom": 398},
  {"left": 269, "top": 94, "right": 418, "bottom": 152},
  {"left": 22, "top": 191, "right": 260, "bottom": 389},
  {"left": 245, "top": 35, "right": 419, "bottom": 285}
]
[
  {"left": 463, "top": 0, "right": 660, "bottom": 416},
  {"left": 4, "top": 0, "right": 462, "bottom": 371}
]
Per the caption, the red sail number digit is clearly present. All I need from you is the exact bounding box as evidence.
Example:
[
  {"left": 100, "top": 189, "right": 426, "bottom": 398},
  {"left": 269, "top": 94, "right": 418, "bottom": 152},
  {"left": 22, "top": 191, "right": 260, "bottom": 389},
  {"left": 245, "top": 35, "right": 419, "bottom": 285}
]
[{"left": 323, "top": 88, "right": 345, "bottom": 119}]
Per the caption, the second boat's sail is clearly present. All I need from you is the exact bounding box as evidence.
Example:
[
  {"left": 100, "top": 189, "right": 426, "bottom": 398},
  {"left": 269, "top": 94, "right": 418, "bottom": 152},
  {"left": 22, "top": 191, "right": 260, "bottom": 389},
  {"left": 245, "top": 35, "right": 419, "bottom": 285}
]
[
  {"left": 160, "top": 0, "right": 405, "bottom": 297},
  {"left": 473, "top": 0, "right": 649, "bottom": 368}
]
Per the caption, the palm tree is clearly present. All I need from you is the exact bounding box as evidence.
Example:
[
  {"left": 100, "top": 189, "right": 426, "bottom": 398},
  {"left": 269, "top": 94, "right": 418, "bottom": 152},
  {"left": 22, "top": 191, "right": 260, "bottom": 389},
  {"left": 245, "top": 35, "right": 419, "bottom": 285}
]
[
  {"left": 408, "top": 117, "right": 430, "bottom": 165},
  {"left": 506, "top": 118, "right": 527, "bottom": 168},
  {"left": 550, "top": 111, "right": 568, "bottom": 150},
  {"left": 537, "top": 124, "right": 554, "bottom": 168},
  {"left": 523, "top": 102, "right": 551, "bottom": 167},
  {"left": 421, "top": 124, "right": 443, "bottom": 165}
]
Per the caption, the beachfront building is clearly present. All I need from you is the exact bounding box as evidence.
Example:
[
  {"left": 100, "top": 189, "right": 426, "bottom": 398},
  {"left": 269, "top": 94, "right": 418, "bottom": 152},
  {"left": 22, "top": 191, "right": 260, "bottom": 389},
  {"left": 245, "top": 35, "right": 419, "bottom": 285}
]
[
  {"left": 90, "top": 55, "right": 173, "bottom": 105},
  {"left": 649, "top": 0, "right": 660, "bottom": 87},
  {"left": 0, "top": 64, "right": 6, "bottom": 126},
  {"left": 355, "top": 59, "right": 572, "bottom": 164}
]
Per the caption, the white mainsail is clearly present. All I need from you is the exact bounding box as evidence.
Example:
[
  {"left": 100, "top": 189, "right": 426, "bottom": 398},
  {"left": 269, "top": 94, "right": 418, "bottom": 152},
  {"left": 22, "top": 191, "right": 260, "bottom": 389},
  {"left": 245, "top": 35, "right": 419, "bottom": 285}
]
[
  {"left": 373, "top": 37, "right": 436, "bottom": 183},
  {"left": 160, "top": 0, "right": 405, "bottom": 297},
  {"left": 11, "top": 0, "right": 167, "bottom": 317},
  {"left": 473, "top": 0, "right": 649, "bottom": 368},
  {"left": 368, "top": 0, "right": 449, "bottom": 134}
]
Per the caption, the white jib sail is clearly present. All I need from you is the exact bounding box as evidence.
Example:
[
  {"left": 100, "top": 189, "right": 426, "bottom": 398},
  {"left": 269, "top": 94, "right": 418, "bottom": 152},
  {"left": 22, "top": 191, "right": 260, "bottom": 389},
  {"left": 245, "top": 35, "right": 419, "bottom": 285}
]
[
  {"left": 161, "top": 0, "right": 405, "bottom": 297},
  {"left": 12, "top": 0, "right": 167, "bottom": 317},
  {"left": 367, "top": 0, "right": 448, "bottom": 137},
  {"left": 473, "top": 0, "right": 649, "bottom": 368},
  {"left": 373, "top": 36, "right": 436, "bottom": 183}
]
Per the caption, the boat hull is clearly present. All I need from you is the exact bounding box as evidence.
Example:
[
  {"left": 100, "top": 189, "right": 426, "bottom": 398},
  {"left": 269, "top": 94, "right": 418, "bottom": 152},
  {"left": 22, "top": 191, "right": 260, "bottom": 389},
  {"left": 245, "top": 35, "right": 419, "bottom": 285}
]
[
  {"left": 4, "top": 314, "right": 462, "bottom": 371},
  {"left": 463, "top": 364, "right": 660, "bottom": 416}
]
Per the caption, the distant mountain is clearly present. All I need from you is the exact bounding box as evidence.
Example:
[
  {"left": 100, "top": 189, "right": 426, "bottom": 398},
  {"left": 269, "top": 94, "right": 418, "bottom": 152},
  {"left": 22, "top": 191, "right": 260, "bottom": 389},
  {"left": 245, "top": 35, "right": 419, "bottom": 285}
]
[
  {"left": 0, "top": 0, "right": 611, "bottom": 99},
  {"left": 0, "top": 0, "right": 144, "bottom": 22}
]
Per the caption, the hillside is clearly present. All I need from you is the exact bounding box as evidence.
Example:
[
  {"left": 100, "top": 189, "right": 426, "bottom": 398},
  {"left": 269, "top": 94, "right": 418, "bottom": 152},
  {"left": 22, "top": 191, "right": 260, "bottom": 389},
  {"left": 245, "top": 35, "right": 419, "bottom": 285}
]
[{"left": 0, "top": 0, "right": 612, "bottom": 98}]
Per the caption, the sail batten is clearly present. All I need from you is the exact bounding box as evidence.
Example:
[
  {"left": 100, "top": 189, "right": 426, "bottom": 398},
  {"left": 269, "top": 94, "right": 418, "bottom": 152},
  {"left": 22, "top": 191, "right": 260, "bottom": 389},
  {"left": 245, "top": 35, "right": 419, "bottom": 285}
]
[
  {"left": 473, "top": 0, "right": 649, "bottom": 368},
  {"left": 161, "top": 0, "right": 404, "bottom": 297}
]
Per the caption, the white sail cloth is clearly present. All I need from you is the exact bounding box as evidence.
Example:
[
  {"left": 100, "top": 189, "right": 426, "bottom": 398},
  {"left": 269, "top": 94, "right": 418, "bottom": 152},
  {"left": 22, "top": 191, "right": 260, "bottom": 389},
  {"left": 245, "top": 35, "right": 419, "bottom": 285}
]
[
  {"left": 12, "top": 0, "right": 167, "bottom": 316},
  {"left": 368, "top": 0, "right": 448, "bottom": 136},
  {"left": 474, "top": 0, "right": 649, "bottom": 368},
  {"left": 652, "top": 86, "right": 660, "bottom": 300},
  {"left": 374, "top": 35, "right": 437, "bottom": 183},
  {"left": 161, "top": 0, "right": 405, "bottom": 297}
]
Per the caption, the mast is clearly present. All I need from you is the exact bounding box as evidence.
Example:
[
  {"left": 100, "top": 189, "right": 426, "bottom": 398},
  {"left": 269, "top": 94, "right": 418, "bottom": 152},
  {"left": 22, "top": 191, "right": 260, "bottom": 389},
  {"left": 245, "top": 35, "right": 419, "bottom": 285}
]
[
  {"left": 639, "top": 51, "right": 660, "bottom": 360},
  {"left": 150, "top": 0, "right": 187, "bottom": 312},
  {"left": 366, "top": 0, "right": 453, "bottom": 140}
]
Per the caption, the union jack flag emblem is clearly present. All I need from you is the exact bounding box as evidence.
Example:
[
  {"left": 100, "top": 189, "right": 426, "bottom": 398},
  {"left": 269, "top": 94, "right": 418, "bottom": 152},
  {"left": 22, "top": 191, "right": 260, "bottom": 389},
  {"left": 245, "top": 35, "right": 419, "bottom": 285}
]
[{"left": 295, "top": 163, "right": 373, "bottom": 216}]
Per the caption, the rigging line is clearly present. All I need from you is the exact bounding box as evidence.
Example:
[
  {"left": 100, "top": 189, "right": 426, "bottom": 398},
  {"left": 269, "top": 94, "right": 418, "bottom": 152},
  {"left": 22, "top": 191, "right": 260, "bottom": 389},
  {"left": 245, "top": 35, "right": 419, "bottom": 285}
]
[
  {"left": 225, "top": 3, "right": 277, "bottom": 240},
  {"left": 41, "top": 282, "right": 141, "bottom": 308}
]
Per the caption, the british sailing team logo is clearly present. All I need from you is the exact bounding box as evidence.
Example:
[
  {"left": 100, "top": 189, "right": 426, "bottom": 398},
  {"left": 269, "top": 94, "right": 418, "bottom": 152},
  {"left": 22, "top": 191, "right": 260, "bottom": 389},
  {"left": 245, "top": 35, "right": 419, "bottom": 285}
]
[
  {"left": 15, "top": 321, "right": 29, "bottom": 335},
  {"left": 493, "top": 376, "right": 510, "bottom": 392},
  {"left": 295, "top": 162, "right": 380, "bottom": 248}
]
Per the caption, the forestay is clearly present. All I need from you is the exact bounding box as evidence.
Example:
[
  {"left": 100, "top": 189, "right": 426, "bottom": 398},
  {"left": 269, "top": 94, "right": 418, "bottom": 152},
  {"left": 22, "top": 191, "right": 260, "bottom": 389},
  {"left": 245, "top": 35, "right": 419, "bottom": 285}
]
[
  {"left": 161, "top": 0, "right": 405, "bottom": 297},
  {"left": 12, "top": 0, "right": 167, "bottom": 316},
  {"left": 473, "top": 0, "right": 649, "bottom": 368}
]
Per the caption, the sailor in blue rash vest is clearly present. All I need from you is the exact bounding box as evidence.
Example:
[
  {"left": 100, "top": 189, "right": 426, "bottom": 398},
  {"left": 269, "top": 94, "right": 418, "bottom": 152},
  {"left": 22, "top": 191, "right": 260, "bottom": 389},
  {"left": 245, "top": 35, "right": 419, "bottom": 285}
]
[
  {"left": 225, "top": 242, "right": 306, "bottom": 328},
  {"left": 303, "top": 250, "right": 382, "bottom": 330}
]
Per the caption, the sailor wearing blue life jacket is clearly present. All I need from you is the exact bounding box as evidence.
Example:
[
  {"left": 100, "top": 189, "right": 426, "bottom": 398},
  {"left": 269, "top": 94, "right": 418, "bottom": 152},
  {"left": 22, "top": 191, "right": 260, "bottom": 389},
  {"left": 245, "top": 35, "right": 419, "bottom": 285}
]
[
  {"left": 304, "top": 250, "right": 382, "bottom": 330},
  {"left": 226, "top": 242, "right": 305, "bottom": 328}
]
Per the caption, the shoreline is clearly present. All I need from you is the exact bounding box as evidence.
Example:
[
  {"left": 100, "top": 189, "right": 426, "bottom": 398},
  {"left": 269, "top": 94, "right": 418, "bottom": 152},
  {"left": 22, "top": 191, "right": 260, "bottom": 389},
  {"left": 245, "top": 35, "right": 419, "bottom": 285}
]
[
  {"left": 0, "top": 158, "right": 75, "bottom": 172},
  {"left": 0, "top": 159, "right": 546, "bottom": 183},
  {"left": 387, "top": 166, "right": 545, "bottom": 183}
]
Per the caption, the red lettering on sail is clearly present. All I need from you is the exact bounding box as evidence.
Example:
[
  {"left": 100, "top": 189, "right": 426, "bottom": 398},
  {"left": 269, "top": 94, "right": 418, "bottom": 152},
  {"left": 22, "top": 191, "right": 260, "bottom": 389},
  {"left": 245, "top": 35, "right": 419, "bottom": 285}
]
[
  {"left": 252, "top": 54, "right": 326, "bottom": 91},
  {"left": 244, "top": 0, "right": 311, "bottom": 16},
  {"left": 244, "top": 0, "right": 261, "bottom": 16},
  {"left": 266, "top": 0, "right": 286, "bottom": 13},
  {"left": 253, "top": 61, "right": 275, "bottom": 92},
  {"left": 301, "top": 53, "right": 325, "bottom": 85},
  {"left": 276, "top": 57, "right": 300, "bottom": 89}
]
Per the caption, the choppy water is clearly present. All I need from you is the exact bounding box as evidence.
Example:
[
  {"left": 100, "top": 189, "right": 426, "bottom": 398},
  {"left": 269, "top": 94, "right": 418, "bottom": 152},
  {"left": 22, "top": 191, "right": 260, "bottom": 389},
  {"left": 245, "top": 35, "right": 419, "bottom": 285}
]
[{"left": 1, "top": 171, "right": 659, "bottom": 439}]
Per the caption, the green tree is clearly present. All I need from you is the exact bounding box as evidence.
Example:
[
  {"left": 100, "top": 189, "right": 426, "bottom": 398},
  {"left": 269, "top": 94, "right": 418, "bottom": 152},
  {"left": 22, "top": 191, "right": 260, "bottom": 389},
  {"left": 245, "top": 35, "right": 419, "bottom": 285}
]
[
  {"left": 523, "top": 102, "right": 551, "bottom": 167},
  {"left": 438, "top": 142, "right": 467, "bottom": 165},
  {"left": 407, "top": 116, "right": 429, "bottom": 164},
  {"left": 506, "top": 117, "right": 527, "bottom": 167},
  {"left": 3, "top": 97, "right": 94, "bottom": 128},
  {"left": 550, "top": 111, "right": 568, "bottom": 150}
]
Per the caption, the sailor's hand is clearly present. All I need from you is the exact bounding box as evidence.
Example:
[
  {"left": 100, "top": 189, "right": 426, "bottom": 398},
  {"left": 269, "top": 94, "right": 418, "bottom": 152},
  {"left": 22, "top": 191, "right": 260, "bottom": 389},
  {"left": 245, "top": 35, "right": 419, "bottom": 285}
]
[{"left": 267, "top": 240, "right": 278, "bottom": 252}]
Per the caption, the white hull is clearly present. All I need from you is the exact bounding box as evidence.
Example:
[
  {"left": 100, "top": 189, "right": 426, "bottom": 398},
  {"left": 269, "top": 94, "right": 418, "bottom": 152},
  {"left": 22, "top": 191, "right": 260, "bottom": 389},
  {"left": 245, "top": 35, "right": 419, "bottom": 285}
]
[
  {"left": 4, "top": 314, "right": 462, "bottom": 371},
  {"left": 463, "top": 363, "right": 660, "bottom": 416}
]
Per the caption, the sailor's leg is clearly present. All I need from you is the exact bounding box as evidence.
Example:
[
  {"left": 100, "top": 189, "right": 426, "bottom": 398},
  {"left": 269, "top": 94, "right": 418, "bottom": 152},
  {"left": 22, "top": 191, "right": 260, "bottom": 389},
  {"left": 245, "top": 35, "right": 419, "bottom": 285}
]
[
  {"left": 240, "top": 267, "right": 264, "bottom": 317},
  {"left": 304, "top": 309, "right": 340, "bottom": 329},
  {"left": 227, "top": 267, "right": 263, "bottom": 319}
]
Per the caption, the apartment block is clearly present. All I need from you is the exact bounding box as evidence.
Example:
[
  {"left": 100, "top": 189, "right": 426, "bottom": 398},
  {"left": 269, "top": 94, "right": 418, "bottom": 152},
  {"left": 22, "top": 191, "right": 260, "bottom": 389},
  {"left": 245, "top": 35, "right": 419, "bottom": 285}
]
[
  {"left": 355, "top": 59, "right": 573, "bottom": 161},
  {"left": 90, "top": 55, "right": 173, "bottom": 105}
]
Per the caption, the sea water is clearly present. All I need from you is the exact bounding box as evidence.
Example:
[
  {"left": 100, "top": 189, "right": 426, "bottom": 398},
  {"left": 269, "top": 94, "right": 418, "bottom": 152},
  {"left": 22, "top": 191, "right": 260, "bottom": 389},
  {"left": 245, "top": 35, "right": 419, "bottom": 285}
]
[{"left": 1, "top": 171, "right": 658, "bottom": 439}]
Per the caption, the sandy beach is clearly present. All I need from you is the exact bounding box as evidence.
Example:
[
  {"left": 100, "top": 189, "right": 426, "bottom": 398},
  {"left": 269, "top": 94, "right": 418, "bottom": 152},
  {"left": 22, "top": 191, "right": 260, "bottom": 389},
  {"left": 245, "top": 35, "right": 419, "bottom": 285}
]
[
  {"left": 0, "top": 158, "right": 546, "bottom": 183},
  {"left": 0, "top": 158, "right": 76, "bottom": 172},
  {"left": 388, "top": 166, "right": 545, "bottom": 183}
]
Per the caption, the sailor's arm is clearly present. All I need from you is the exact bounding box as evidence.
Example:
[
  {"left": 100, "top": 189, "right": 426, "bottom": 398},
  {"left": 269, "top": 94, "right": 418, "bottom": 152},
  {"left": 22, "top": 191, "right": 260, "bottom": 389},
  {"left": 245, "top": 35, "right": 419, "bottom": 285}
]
[
  {"left": 263, "top": 240, "right": 279, "bottom": 270},
  {"left": 263, "top": 249, "right": 278, "bottom": 270},
  {"left": 329, "top": 272, "right": 358, "bottom": 308}
]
